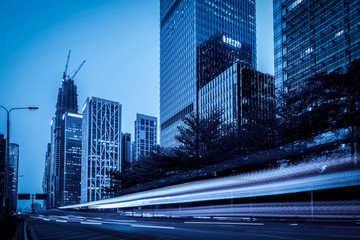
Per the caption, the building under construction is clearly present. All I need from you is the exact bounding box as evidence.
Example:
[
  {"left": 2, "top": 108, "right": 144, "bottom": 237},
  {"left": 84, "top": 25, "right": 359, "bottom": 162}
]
[{"left": 44, "top": 51, "right": 85, "bottom": 208}]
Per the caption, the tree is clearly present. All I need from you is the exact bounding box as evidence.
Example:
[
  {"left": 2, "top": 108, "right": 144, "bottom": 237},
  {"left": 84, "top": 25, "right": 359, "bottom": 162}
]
[
  {"left": 174, "top": 110, "right": 231, "bottom": 168},
  {"left": 276, "top": 59, "right": 360, "bottom": 156}
]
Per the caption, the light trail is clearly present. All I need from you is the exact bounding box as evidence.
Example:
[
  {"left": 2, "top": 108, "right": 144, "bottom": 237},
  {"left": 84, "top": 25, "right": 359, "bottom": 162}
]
[
  {"left": 60, "top": 155, "right": 359, "bottom": 210},
  {"left": 129, "top": 200, "right": 359, "bottom": 218}
]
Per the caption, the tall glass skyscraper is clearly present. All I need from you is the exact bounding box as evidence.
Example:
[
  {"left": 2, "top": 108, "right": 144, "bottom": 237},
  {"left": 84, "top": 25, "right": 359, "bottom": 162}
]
[
  {"left": 274, "top": 0, "right": 360, "bottom": 91},
  {"left": 160, "top": 0, "right": 256, "bottom": 147},
  {"left": 52, "top": 69, "right": 79, "bottom": 207},
  {"left": 81, "top": 97, "right": 122, "bottom": 203},
  {"left": 46, "top": 51, "right": 85, "bottom": 207},
  {"left": 62, "top": 112, "right": 82, "bottom": 206}
]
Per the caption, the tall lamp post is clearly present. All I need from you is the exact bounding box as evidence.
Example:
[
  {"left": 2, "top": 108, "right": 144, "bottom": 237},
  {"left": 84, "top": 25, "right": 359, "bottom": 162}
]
[{"left": 0, "top": 106, "right": 38, "bottom": 214}]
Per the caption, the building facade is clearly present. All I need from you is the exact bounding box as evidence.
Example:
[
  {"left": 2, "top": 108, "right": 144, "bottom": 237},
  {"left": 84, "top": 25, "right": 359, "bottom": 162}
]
[
  {"left": 274, "top": 0, "right": 360, "bottom": 90},
  {"left": 160, "top": 0, "right": 257, "bottom": 147},
  {"left": 9, "top": 143, "right": 19, "bottom": 212},
  {"left": 43, "top": 143, "right": 51, "bottom": 209},
  {"left": 0, "top": 134, "right": 6, "bottom": 211},
  {"left": 134, "top": 114, "right": 157, "bottom": 161},
  {"left": 199, "top": 62, "right": 275, "bottom": 129},
  {"left": 52, "top": 76, "right": 78, "bottom": 207},
  {"left": 121, "top": 133, "right": 132, "bottom": 171},
  {"left": 81, "top": 97, "right": 122, "bottom": 203},
  {"left": 62, "top": 112, "right": 82, "bottom": 206}
]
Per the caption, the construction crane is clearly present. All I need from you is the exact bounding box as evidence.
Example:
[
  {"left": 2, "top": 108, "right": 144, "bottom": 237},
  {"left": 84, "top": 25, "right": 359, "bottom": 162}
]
[
  {"left": 62, "top": 50, "right": 86, "bottom": 81},
  {"left": 63, "top": 50, "right": 71, "bottom": 80},
  {"left": 69, "top": 60, "right": 86, "bottom": 80}
]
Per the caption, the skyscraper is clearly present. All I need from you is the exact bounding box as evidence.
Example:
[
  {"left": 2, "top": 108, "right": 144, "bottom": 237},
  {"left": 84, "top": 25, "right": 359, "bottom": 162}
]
[
  {"left": 273, "top": 0, "right": 360, "bottom": 91},
  {"left": 134, "top": 114, "right": 157, "bottom": 161},
  {"left": 9, "top": 143, "right": 19, "bottom": 212},
  {"left": 81, "top": 97, "right": 122, "bottom": 203},
  {"left": 121, "top": 133, "right": 132, "bottom": 171},
  {"left": 160, "top": 0, "right": 256, "bottom": 147},
  {"left": 0, "top": 134, "right": 6, "bottom": 211},
  {"left": 62, "top": 112, "right": 82, "bottom": 206},
  {"left": 43, "top": 143, "right": 51, "bottom": 209},
  {"left": 48, "top": 51, "right": 84, "bottom": 207},
  {"left": 53, "top": 77, "right": 78, "bottom": 207}
]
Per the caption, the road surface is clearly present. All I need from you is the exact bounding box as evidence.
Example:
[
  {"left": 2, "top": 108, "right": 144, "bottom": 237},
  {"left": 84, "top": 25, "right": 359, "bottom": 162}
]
[{"left": 23, "top": 209, "right": 360, "bottom": 240}]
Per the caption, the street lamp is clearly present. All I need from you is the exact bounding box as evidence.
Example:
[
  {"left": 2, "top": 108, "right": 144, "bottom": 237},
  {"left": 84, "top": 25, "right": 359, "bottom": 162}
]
[{"left": 0, "top": 106, "right": 38, "bottom": 215}]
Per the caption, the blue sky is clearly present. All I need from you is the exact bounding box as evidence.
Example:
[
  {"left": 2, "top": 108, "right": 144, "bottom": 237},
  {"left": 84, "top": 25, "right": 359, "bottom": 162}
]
[{"left": 0, "top": 0, "right": 273, "bottom": 209}]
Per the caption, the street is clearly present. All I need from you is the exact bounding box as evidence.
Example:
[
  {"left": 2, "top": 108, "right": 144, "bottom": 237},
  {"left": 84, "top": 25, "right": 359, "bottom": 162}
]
[{"left": 23, "top": 210, "right": 360, "bottom": 240}]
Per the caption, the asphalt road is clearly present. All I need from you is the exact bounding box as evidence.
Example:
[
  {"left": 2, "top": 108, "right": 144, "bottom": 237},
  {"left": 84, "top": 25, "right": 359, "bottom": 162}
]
[{"left": 23, "top": 210, "right": 360, "bottom": 240}]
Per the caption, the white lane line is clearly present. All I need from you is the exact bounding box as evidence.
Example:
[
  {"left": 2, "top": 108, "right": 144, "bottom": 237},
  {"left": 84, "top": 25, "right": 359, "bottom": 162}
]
[
  {"left": 289, "top": 223, "right": 298, "bottom": 226},
  {"left": 130, "top": 224, "right": 175, "bottom": 230},
  {"left": 184, "top": 221, "right": 264, "bottom": 226},
  {"left": 81, "top": 221, "right": 102, "bottom": 225},
  {"left": 252, "top": 233, "right": 302, "bottom": 240},
  {"left": 56, "top": 220, "right": 67, "bottom": 223},
  {"left": 42, "top": 218, "right": 50, "bottom": 221},
  {"left": 109, "top": 219, "right": 137, "bottom": 223}
]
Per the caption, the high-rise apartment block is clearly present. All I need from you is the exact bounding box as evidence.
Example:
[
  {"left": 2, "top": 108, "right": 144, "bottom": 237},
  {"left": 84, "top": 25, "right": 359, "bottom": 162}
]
[
  {"left": 134, "top": 114, "right": 157, "bottom": 161},
  {"left": 160, "top": 0, "right": 257, "bottom": 147},
  {"left": 81, "top": 97, "right": 122, "bottom": 203},
  {"left": 274, "top": 0, "right": 360, "bottom": 90},
  {"left": 62, "top": 112, "right": 82, "bottom": 205},
  {"left": 199, "top": 62, "right": 275, "bottom": 128}
]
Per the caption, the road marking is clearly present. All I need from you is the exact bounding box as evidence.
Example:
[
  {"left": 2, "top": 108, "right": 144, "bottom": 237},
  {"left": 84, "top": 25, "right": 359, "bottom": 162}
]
[
  {"left": 289, "top": 223, "right": 298, "bottom": 226},
  {"left": 252, "top": 233, "right": 302, "bottom": 240},
  {"left": 130, "top": 224, "right": 175, "bottom": 230},
  {"left": 42, "top": 218, "right": 50, "bottom": 221},
  {"left": 81, "top": 221, "right": 102, "bottom": 225},
  {"left": 108, "top": 219, "right": 137, "bottom": 223},
  {"left": 56, "top": 220, "right": 67, "bottom": 223},
  {"left": 184, "top": 221, "right": 264, "bottom": 226}
]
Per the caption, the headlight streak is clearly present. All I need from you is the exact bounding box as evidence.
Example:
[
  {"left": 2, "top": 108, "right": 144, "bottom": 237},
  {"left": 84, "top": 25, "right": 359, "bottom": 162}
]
[
  {"left": 134, "top": 200, "right": 359, "bottom": 218},
  {"left": 91, "top": 170, "right": 360, "bottom": 209},
  {"left": 60, "top": 155, "right": 359, "bottom": 210}
]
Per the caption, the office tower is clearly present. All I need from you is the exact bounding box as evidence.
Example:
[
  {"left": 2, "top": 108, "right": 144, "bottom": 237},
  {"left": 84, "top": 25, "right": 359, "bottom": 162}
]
[
  {"left": 199, "top": 62, "right": 275, "bottom": 130},
  {"left": 274, "top": 0, "right": 360, "bottom": 91},
  {"left": 160, "top": 0, "right": 256, "bottom": 147},
  {"left": 81, "top": 97, "right": 122, "bottom": 203},
  {"left": 0, "top": 134, "right": 6, "bottom": 211},
  {"left": 43, "top": 143, "right": 51, "bottom": 209},
  {"left": 9, "top": 143, "right": 19, "bottom": 211},
  {"left": 62, "top": 112, "right": 82, "bottom": 206},
  {"left": 121, "top": 133, "right": 132, "bottom": 171},
  {"left": 134, "top": 114, "right": 157, "bottom": 161}
]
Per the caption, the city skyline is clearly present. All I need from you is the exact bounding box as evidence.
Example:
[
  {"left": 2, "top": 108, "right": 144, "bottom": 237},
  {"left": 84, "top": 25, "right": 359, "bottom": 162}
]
[{"left": 0, "top": 0, "right": 274, "bottom": 209}]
